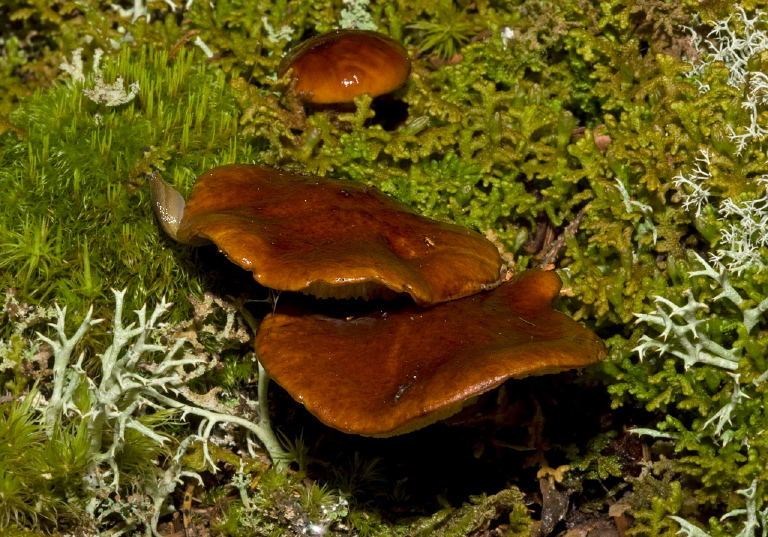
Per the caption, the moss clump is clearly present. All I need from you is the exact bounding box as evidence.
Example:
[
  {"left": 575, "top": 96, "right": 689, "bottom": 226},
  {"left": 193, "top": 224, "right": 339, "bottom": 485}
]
[
  {"left": 4, "top": 0, "right": 768, "bottom": 535},
  {"left": 0, "top": 44, "right": 258, "bottom": 327}
]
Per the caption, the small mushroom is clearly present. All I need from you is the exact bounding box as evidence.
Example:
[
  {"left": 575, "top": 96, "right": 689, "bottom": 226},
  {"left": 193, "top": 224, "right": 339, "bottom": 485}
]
[
  {"left": 278, "top": 29, "right": 410, "bottom": 104},
  {"left": 152, "top": 164, "right": 503, "bottom": 305},
  {"left": 255, "top": 269, "right": 607, "bottom": 437}
]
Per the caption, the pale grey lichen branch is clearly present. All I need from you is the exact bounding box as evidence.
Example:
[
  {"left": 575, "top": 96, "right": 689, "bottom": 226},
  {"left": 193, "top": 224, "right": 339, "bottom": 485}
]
[
  {"left": 686, "top": 7, "right": 768, "bottom": 88},
  {"left": 193, "top": 36, "right": 214, "bottom": 59},
  {"left": 500, "top": 27, "right": 515, "bottom": 50},
  {"left": 38, "top": 288, "right": 289, "bottom": 535},
  {"left": 710, "top": 178, "right": 768, "bottom": 273},
  {"left": 670, "top": 517, "right": 716, "bottom": 537},
  {"left": 720, "top": 480, "right": 768, "bottom": 537},
  {"left": 689, "top": 251, "right": 768, "bottom": 332},
  {"left": 701, "top": 373, "right": 749, "bottom": 447},
  {"left": 635, "top": 373, "right": 748, "bottom": 447},
  {"left": 59, "top": 47, "right": 87, "bottom": 82},
  {"left": 630, "top": 428, "right": 682, "bottom": 440},
  {"left": 674, "top": 145, "right": 768, "bottom": 274},
  {"left": 634, "top": 291, "right": 741, "bottom": 370},
  {"left": 671, "top": 479, "right": 768, "bottom": 537},
  {"left": 632, "top": 251, "right": 768, "bottom": 451},
  {"left": 37, "top": 303, "right": 103, "bottom": 427},
  {"left": 672, "top": 149, "right": 713, "bottom": 218},
  {"left": 728, "top": 72, "right": 768, "bottom": 154},
  {"left": 262, "top": 17, "right": 295, "bottom": 43},
  {"left": 632, "top": 248, "right": 768, "bottom": 373},
  {"left": 150, "top": 386, "right": 287, "bottom": 472},
  {"left": 146, "top": 434, "right": 204, "bottom": 534},
  {"left": 111, "top": 0, "right": 179, "bottom": 23},
  {"left": 339, "top": 0, "right": 378, "bottom": 31}
]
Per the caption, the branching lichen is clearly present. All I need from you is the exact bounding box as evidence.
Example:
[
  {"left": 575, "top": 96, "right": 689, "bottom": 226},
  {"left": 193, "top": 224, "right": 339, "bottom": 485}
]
[
  {"left": 634, "top": 290, "right": 741, "bottom": 371},
  {"left": 1, "top": 288, "right": 290, "bottom": 535}
]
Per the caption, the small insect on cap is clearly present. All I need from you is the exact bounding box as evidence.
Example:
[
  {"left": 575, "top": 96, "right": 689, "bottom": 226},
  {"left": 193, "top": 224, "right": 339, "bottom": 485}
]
[
  {"left": 278, "top": 29, "right": 411, "bottom": 104},
  {"left": 255, "top": 270, "right": 607, "bottom": 437}
]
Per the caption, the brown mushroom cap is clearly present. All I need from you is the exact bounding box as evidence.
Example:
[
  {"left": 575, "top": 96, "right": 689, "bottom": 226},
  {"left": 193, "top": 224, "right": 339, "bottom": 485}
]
[
  {"left": 175, "top": 164, "right": 503, "bottom": 305},
  {"left": 255, "top": 269, "right": 607, "bottom": 437},
  {"left": 278, "top": 29, "right": 410, "bottom": 104}
]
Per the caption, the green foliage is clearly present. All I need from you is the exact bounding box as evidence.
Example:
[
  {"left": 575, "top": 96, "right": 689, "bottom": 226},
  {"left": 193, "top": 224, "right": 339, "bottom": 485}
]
[
  {"left": 408, "top": 0, "right": 480, "bottom": 60},
  {"left": 568, "top": 431, "right": 625, "bottom": 482},
  {"left": 629, "top": 480, "right": 687, "bottom": 537},
  {"left": 0, "top": 393, "right": 65, "bottom": 528},
  {"left": 0, "top": 43, "right": 257, "bottom": 324},
  {"left": 406, "top": 488, "right": 531, "bottom": 537},
  {"left": 5, "top": 0, "right": 768, "bottom": 535},
  {"left": 593, "top": 6, "right": 768, "bottom": 532}
]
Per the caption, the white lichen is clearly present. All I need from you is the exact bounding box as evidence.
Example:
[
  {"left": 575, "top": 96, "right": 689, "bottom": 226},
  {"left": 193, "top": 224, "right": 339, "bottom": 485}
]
[
  {"left": 728, "top": 70, "right": 768, "bottom": 154},
  {"left": 111, "top": 0, "right": 180, "bottom": 23},
  {"left": 686, "top": 7, "right": 768, "bottom": 88},
  {"left": 674, "top": 150, "right": 768, "bottom": 275},
  {"left": 688, "top": 251, "right": 768, "bottom": 332},
  {"left": 686, "top": 8, "right": 768, "bottom": 154},
  {"left": 634, "top": 290, "right": 740, "bottom": 371},
  {"left": 672, "top": 149, "right": 713, "bottom": 218},
  {"left": 0, "top": 290, "right": 55, "bottom": 371},
  {"left": 701, "top": 373, "right": 749, "bottom": 447},
  {"left": 339, "top": 0, "right": 378, "bottom": 31},
  {"left": 35, "top": 289, "right": 288, "bottom": 536},
  {"left": 710, "top": 179, "right": 768, "bottom": 274},
  {"left": 500, "top": 27, "right": 515, "bottom": 49},
  {"left": 60, "top": 47, "right": 86, "bottom": 82},
  {"left": 60, "top": 48, "right": 141, "bottom": 106},
  {"left": 193, "top": 36, "right": 214, "bottom": 59},
  {"left": 633, "top": 252, "right": 768, "bottom": 448},
  {"left": 262, "top": 16, "right": 295, "bottom": 43},
  {"left": 634, "top": 251, "right": 768, "bottom": 372},
  {"left": 83, "top": 49, "right": 141, "bottom": 106}
]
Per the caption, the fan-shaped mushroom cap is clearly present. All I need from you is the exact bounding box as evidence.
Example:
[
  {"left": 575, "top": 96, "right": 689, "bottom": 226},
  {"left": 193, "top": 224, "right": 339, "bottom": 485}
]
[
  {"left": 255, "top": 269, "right": 606, "bottom": 437},
  {"left": 173, "top": 164, "right": 503, "bottom": 306},
  {"left": 278, "top": 29, "right": 410, "bottom": 104}
]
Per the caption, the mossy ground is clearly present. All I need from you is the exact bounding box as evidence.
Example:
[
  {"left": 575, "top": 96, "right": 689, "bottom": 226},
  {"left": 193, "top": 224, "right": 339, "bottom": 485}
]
[{"left": 2, "top": 0, "right": 768, "bottom": 535}]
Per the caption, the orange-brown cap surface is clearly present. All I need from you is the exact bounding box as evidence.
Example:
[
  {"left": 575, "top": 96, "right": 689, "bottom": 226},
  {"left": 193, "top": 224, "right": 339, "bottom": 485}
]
[
  {"left": 255, "top": 270, "right": 607, "bottom": 437},
  {"left": 278, "top": 29, "right": 410, "bottom": 104},
  {"left": 175, "top": 164, "right": 503, "bottom": 305}
]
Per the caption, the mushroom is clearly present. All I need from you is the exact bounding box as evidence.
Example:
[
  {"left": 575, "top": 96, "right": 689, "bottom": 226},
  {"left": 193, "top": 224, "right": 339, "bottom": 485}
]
[
  {"left": 255, "top": 269, "right": 607, "bottom": 437},
  {"left": 150, "top": 164, "right": 504, "bottom": 305},
  {"left": 278, "top": 29, "right": 410, "bottom": 104}
]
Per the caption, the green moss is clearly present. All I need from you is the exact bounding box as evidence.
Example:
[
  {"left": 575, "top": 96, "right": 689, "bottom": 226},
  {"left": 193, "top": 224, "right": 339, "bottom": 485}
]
[
  {"left": 0, "top": 44, "right": 259, "bottom": 325},
  {"left": 5, "top": 0, "right": 768, "bottom": 535},
  {"left": 405, "top": 488, "right": 531, "bottom": 537},
  {"left": 0, "top": 528, "right": 50, "bottom": 537}
]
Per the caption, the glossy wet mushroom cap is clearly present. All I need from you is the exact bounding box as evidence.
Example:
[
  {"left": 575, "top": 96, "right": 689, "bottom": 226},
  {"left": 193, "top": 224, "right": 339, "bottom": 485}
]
[
  {"left": 167, "top": 164, "right": 503, "bottom": 306},
  {"left": 255, "top": 269, "right": 607, "bottom": 437},
  {"left": 278, "top": 29, "right": 410, "bottom": 104}
]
